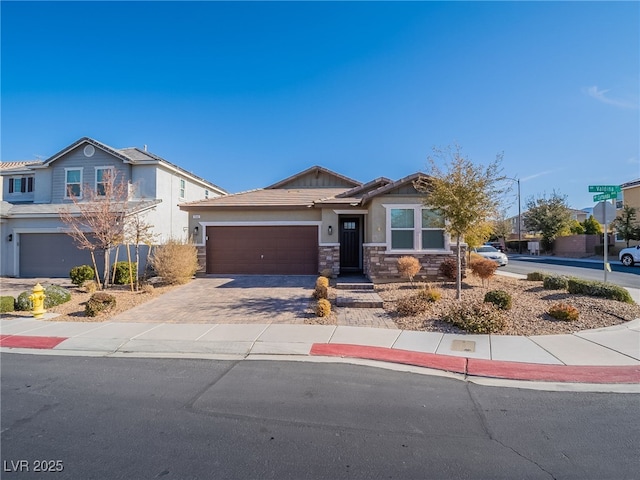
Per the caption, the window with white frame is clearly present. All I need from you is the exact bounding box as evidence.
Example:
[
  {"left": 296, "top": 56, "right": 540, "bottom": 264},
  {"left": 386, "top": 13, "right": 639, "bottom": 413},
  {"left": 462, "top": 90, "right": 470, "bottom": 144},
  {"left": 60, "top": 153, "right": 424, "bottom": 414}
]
[
  {"left": 65, "top": 168, "right": 82, "bottom": 198},
  {"left": 95, "top": 167, "right": 114, "bottom": 196},
  {"left": 179, "top": 179, "right": 186, "bottom": 199},
  {"left": 8, "top": 176, "right": 34, "bottom": 194},
  {"left": 387, "top": 206, "right": 446, "bottom": 251}
]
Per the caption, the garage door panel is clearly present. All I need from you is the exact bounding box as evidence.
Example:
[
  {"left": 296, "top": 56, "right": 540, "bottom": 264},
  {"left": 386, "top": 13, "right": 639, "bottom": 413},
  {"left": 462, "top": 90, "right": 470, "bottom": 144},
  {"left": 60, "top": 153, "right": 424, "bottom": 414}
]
[
  {"left": 206, "top": 226, "right": 318, "bottom": 275},
  {"left": 19, "top": 233, "right": 103, "bottom": 278}
]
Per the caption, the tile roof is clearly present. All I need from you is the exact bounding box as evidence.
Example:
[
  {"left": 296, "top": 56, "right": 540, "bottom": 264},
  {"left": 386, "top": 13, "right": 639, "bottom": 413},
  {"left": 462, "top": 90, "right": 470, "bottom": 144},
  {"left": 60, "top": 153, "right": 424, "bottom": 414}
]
[
  {"left": 182, "top": 188, "right": 349, "bottom": 209},
  {"left": 1, "top": 199, "right": 161, "bottom": 218},
  {"left": 0, "top": 161, "right": 43, "bottom": 171}
]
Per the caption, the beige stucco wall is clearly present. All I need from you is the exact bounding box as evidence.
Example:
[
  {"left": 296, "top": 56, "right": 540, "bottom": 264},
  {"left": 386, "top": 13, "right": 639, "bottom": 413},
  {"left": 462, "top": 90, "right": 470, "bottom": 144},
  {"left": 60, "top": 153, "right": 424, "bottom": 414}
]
[
  {"left": 187, "top": 209, "right": 322, "bottom": 244},
  {"left": 366, "top": 195, "right": 425, "bottom": 244}
]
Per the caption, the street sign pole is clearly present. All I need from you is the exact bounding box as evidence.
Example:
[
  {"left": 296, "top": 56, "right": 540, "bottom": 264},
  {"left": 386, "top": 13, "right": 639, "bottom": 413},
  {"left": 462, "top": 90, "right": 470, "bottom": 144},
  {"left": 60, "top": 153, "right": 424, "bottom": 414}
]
[
  {"left": 590, "top": 186, "right": 619, "bottom": 282},
  {"left": 604, "top": 204, "right": 608, "bottom": 283}
]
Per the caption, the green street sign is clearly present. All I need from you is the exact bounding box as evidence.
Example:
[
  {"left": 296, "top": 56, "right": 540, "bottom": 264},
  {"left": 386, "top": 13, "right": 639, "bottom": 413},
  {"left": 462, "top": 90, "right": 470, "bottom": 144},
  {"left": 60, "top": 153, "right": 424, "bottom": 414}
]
[
  {"left": 593, "top": 192, "right": 616, "bottom": 201},
  {"left": 588, "top": 185, "right": 621, "bottom": 193}
]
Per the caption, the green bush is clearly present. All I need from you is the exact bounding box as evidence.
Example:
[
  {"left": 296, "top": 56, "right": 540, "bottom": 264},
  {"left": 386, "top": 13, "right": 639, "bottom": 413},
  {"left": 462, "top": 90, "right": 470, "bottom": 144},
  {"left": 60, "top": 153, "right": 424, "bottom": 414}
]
[
  {"left": 567, "top": 278, "right": 634, "bottom": 304},
  {"left": 484, "top": 290, "right": 512, "bottom": 310},
  {"left": 69, "top": 265, "right": 95, "bottom": 286},
  {"left": 15, "top": 292, "right": 32, "bottom": 311},
  {"left": 15, "top": 285, "right": 71, "bottom": 311},
  {"left": 548, "top": 303, "right": 579, "bottom": 321},
  {"left": 543, "top": 275, "right": 568, "bottom": 290},
  {"left": 85, "top": 292, "right": 116, "bottom": 317},
  {"left": 442, "top": 301, "right": 507, "bottom": 333},
  {"left": 111, "top": 261, "right": 136, "bottom": 285},
  {"left": 315, "top": 299, "right": 331, "bottom": 317},
  {"left": 526, "top": 271, "right": 548, "bottom": 282},
  {"left": 44, "top": 285, "right": 71, "bottom": 308},
  {"left": 1, "top": 296, "right": 15, "bottom": 313}
]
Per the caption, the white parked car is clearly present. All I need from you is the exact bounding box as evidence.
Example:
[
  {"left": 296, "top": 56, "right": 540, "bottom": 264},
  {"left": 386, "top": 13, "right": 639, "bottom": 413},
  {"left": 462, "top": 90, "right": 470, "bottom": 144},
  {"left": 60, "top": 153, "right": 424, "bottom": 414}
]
[
  {"left": 472, "top": 245, "right": 509, "bottom": 266},
  {"left": 619, "top": 245, "right": 640, "bottom": 267}
]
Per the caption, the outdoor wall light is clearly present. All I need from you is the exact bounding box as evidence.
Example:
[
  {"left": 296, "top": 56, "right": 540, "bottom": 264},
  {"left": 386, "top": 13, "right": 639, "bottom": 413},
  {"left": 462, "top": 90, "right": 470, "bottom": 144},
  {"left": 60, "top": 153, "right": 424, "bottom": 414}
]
[
  {"left": 194, "top": 226, "right": 199, "bottom": 234},
  {"left": 7, "top": 234, "right": 12, "bottom": 242},
  {"left": 328, "top": 225, "right": 333, "bottom": 235}
]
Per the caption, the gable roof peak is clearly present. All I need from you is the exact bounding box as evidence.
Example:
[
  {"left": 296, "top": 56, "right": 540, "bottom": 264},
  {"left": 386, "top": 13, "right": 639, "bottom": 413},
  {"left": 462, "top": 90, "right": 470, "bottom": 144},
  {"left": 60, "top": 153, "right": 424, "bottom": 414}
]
[{"left": 266, "top": 165, "right": 361, "bottom": 190}]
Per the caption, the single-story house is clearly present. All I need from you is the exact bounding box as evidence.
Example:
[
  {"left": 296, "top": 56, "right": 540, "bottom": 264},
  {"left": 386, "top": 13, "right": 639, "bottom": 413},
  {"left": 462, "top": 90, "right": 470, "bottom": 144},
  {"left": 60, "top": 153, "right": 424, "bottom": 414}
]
[
  {"left": 180, "top": 166, "right": 460, "bottom": 281},
  {"left": 0, "top": 137, "right": 227, "bottom": 277}
]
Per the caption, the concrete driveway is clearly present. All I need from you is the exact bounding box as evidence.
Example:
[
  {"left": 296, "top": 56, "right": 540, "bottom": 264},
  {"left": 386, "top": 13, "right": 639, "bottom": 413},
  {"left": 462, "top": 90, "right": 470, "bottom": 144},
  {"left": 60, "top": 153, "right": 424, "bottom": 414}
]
[{"left": 109, "top": 275, "right": 318, "bottom": 324}]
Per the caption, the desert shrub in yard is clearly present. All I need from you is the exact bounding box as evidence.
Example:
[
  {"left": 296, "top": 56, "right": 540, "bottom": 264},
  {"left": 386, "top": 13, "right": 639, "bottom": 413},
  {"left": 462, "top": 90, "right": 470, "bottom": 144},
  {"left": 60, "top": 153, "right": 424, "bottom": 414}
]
[
  {"left": 111, "top": 261, "right": 136, "bottom": 285},
  {"left": 526, "top": 271, "right": 548, "bottom": 282},
  {"left": 69, "top": 265, "right": 95, "bottom": 286},
  {"left": 548, "top": 303, "right": 579, "bottom": 321},
  {"left": 397, "top": 256, "right": 421, "bottom": 285},
  {"left": 566, "top": 278, "right": 634, "bottom": 304},
  {"left": 15, "top": 285, "right": 71, "bottom": 311},
  {"left": 396, "top": 294, "right": 429, "bottom": 316},
  {"left": 15, "top": 292, "right": 32, "bottom": 311},
  {"left": 315, "top": 299, "right": 331, "bottom": 317},
  {"left": 469, "top": 257, "right": 498, "bottom": 286},
  {"left": 85, "top": 292, "right": 116, "bottom": 317},
  {"left": 438, "top": 257, "right": 457, "bottom": 282},
  {"left": 149, "top": 239, "right": 199, "bottom": 285},
  {"left": 1, "top": 296, "right": 15, "bottom": 313},
  {"left": 82, "top": 280, "right": 99, "bottom": 293},
  {"left": 442, "top": 301, "right": 507, "bottom": 333},
  {"left": 484, "top": 290, "right": 512, "bottom": 310},
  {"left": 320, "top": 268, "right": 334, "bottom": 279},
  {"left": 44, "top": 285, "right": 71, "bottom": 308},
  {"left": 418, "top": 286, "right": 442, "bottom": 303},
  {"left": 397, "top": 287, "right": 442, "bottom": 316},
  {"left": 313, "top": 285, "right": 328, "bottom": 300},
  {"left": 316, "top": 276, "right": 329, "bottom": 288},
  {"left": 543, "top": 275, "right": 568, "bottom": 291}
]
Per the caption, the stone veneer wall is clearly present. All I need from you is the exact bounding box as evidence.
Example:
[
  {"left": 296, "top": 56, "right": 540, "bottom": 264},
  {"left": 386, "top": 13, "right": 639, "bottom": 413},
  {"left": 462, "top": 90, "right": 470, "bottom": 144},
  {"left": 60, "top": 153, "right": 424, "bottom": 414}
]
[
  {"left": 195, "top": 245, "right": 207, "bottom": 276},
  {"left": 318, "top": 245, "right": 340, "bottom": 277},
  {"left": 364, "top": 245, "right": 467, "bottom": 282}
]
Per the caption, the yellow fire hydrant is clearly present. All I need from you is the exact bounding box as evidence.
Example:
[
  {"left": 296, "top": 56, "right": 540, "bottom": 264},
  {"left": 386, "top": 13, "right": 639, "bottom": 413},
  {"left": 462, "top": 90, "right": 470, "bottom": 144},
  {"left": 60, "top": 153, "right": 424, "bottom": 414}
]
[{"left": 29, "top": 283, "right": 46, "bottom": 319}]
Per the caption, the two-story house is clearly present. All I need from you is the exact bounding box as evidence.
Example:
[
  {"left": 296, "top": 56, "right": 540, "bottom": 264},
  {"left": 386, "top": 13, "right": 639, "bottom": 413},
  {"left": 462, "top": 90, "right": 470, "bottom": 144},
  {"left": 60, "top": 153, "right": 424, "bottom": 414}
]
[{"left": 0, "top": 137, "right": 226, "bottom": 277}]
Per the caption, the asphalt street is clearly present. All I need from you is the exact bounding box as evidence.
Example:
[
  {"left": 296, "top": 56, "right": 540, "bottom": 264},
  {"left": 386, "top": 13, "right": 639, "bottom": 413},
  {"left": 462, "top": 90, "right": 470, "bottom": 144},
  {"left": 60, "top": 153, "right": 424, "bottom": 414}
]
[{"left": 2, "top": 354, "right": 638, "bottom": 480}]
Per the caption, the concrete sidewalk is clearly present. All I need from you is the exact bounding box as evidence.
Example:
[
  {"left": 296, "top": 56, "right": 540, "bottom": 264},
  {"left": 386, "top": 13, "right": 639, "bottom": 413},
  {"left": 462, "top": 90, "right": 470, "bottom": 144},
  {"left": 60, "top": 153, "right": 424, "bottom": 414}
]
[{"left": 2, "top": 316, "right": 638, "bottom": 388}]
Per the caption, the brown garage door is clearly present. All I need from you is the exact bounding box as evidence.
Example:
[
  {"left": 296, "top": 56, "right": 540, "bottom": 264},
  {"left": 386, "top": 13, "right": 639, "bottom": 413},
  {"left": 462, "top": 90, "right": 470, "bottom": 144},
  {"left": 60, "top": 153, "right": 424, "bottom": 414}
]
[{"left": 206, "top": 226, "right": 318, "bottom": 274}]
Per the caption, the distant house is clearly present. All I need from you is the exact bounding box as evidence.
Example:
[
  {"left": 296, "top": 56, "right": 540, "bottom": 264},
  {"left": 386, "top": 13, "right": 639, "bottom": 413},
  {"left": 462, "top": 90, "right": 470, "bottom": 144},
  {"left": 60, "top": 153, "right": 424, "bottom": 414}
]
[
  {"left": 180, "top": 165, "right": 458, "bottom": 281},
  {"left": 507, "top": 208, "right": 589, "bottom": 238},
  {"left": 615, "top": 178, "right": 640, "bottom": 247},
  {"left": 0, "top": 137, "right": 226, "bottom": 277}
]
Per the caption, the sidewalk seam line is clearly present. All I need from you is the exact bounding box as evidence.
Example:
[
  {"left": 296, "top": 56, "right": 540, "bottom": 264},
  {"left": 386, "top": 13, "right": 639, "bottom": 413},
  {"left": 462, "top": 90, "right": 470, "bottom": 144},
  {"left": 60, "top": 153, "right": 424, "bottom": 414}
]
[
  {"left": 194, "top": 324, "right": 219, "bottom": 341},
  {"left": 129, "top": 323, "right": 164, "bottom": 340},
  {"left": 572, "top": 332, "right": 640, "bottom": 363}
]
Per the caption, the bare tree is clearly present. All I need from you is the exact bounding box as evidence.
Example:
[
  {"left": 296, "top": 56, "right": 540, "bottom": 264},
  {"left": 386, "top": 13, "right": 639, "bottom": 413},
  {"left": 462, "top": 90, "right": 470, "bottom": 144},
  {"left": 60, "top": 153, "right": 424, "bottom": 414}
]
[
  {"left": 124, "top": 210, "right": 157, "bottom": 291},
  {"left": 415, "top": 144, "right": 507, "bottom": 300},
  {"left": 59, "top": 171, "right": 129, "bottom": 288}
]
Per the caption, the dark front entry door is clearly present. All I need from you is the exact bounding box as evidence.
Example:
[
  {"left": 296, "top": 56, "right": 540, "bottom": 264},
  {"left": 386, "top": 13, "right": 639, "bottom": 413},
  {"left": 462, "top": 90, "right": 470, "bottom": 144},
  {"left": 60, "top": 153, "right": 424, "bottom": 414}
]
[{"left": 340, "top": 217, "right": 361, "bottom": 272}]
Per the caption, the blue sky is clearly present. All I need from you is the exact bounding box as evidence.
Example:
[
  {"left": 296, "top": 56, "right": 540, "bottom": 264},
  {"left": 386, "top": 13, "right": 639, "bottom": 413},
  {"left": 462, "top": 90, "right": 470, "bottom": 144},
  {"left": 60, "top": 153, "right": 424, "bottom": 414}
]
[{"left": 2, "top": 1, "right": 638, "bottom": 217}]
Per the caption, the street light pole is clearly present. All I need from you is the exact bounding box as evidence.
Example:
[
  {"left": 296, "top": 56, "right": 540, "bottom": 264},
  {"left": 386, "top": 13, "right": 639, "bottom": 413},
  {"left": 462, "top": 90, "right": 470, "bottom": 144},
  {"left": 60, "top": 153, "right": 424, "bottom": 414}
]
[
  {"left": 506, "top": 177, "right": 522, "bottom": 254},
  {"left": 517, "top": 178, "right": 522, "bottom": 254}
]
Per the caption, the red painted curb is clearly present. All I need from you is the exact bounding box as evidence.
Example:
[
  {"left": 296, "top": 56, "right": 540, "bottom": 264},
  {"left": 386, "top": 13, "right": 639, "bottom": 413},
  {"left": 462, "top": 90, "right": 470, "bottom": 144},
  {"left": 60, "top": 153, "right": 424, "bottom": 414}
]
[
  {"left": 0, "top": 335, "right": 67, "bottom": 349},
  {"left": 310, "top": 343, "right": 640, "bottom": 384},
  {"left": 467, "top": 359, "right": 640, "bottom": 384},
  {"left": 310, "top": 343, "right": 467, "bottom": 374}
]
